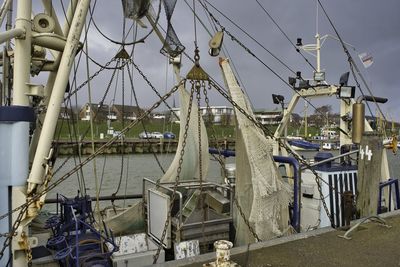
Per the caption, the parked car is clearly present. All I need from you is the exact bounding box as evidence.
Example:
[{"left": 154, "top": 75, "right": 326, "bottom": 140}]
[
  {"left": 138, "top": 131, "right": 151, "bottom": 139},
  {"left": 163, "top": 132, "right": 176, "bottom": 139},
  {"left": 151, "top": 132, "right": 163, "bottom": 139},
  {"left": 112, "top": 131, "right": 125, "bottom": 139}
]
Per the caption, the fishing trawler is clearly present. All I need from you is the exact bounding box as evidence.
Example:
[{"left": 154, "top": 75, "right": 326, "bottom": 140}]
[{"left": 0, "top": 1, "right": 399, "bottom": 266}]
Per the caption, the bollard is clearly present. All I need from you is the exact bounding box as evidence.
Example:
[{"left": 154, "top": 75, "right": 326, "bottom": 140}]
[
  {"left": 203, "top": 240, "right": 240, "bottom": 267},
  {"left": 342, "top": 191, "right": 355, "bottom": 230},
  {"left": 356, "top": 132, "right": 383, "bottom": 217}
]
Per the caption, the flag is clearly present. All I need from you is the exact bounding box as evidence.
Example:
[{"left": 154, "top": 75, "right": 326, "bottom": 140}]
[{"left": 358, "top": 52, "right": 373, "bottom": 68}]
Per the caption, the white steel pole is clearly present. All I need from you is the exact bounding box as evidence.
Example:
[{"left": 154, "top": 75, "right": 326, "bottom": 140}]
[
  {"left": 0, "top": 0, "right": 12, "bottom": 27},
  {"left": 29, "top": 0, "right": 78, "bottom": 164},
  {"left": 316, "top": 33, "right": 320, "bottom": 73},
  {"left": 12, "top": 0, "right": 31, "bottom": 106},
  {"left": 27, "top": 0, "right": 90, "bottom": 194},
  {"left": 6, "top": 1, "right": 32, "bottom": 266}
]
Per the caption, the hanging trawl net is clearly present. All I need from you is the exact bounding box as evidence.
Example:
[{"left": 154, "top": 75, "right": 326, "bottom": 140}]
[
  {"left": 161, "top": 0, "right": 185, "bottom": 57},
  {"left": 121, "top": 0, "right": 151, "bottom": 20},
  {"left": 220, "top": 59, "right": 291, "bottom": 246}
]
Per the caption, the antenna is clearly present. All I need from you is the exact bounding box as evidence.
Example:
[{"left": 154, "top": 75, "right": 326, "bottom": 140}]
[{"left": 316, "top": 0, "right": 319, "bottom": 35}]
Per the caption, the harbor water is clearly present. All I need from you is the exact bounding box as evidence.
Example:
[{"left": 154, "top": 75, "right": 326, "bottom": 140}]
[
  {"left": 46, "top": 153, "right": 234, "bottom": 211},
  {"left": 46, "top": 150, "right": 400, "bottom": 210}
]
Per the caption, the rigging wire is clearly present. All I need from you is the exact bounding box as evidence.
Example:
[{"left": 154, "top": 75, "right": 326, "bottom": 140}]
[
  {"left": 87, "top": 0, "right": 162, "bottom": 46},
  {"left": 63, "top": 97, "right": 87, "bottom": 196},
  {"left": 187, "top": 0, "right": 244, "bottom": 167},
  {"left": 4, "top": 1, "right": 344, "bottom": 239},
  {"left": 51, "top": 0, "right": 96, "bottom": 192},
  {"left": 198, "top": 0, "right": 339, "bottom": 126},
  {"left": 58, "top": 59, "right": 122, "bottom": 177},
  {"left": 52, "top": 108, "right": 77, "bottom": 189},
  {"left": 53, "top": 1, "right": 117, "bottom": 186},
  {"left": 115, "top": 18, "right": 128, "bottom": 200},
  {"left": 59, "top": 0, "right": 72, "bottom": 33},
  {"left": 126, "top": 63, "right": 166, "bottom": 174},
  {"left": 193, "top": 0, "right": 198, "bottom": 48},
  {"left": 254, "top": 0, "right": 317, "bottom": 71},
  {"left": 202, "top": 0, "right": 298, "bottom": 76},
  {"left": 316, "top": 0, "right": 387, "bottom": 122},
  {"left": 62, "top": 0, "right": 131, "bottom": 71},
  {"left": 0, "top": 80, "right": 185, "bottom": 242},
  {"left": 112, "top": 62, "right": 126, "bottom": 199},
  {"left": 126, "top": 23, "right": 167, "bottom": 174},
  {"left": 185, "top": 0, "right": 252, "bottom": 109},
  {"left": 84, "top": 19, "right": 102, "bottom": 220}
]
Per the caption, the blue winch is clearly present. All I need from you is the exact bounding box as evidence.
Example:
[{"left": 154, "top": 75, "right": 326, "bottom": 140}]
[{"left": 45, "top": 194, "right": 118, "bottom": 266}]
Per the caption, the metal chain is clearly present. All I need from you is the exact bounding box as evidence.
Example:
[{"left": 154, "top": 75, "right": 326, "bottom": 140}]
[
  {"left": 65, "top": 57, "right": 117, "bottom": 101},
  {"left": 129, "top": 59, "right": 180, "bottom": 120},
  {"left": 73, "top": 59, "right": 121, "bottom": 143},
  {"left": 20, "top": 232, "right": 32, "bottom": 266},
  {"left": 126, "top": 62, "right": 166, "bottom": 175},
  {"left": 203, "top": 85, "right": 224, "bottom": 154},
  {"left": 233, "top": 197, "right": 261, "bottom": 242},
  {"left": 0, "top": 232, "right": 17, "bottom": 238},
  {"left": 0, "top": 80, "right": 184, "bottom": 225},
  {"left": 196, "top": 82, "right": 204, "bottom": 185},
  {"left": 0, "top": 205, "right": 28, "bottom": 261},
  {"left": 205, "top": 83, "right": 263, "bottom": 241},
  {"left": 0, "top": 68, "right": 184, "bottom": 257},
  {"left": 196, "top": 81, "right": 207, "bottom": 248},
  {"left": 205, "top": 84, "right": 261, "bottom": 242},
  {"left": 153, "top": 81, "right": 196, "bottom": 263},
  {"left": 203, "top": 8, "right": 295, "bottom": 89},
  {"left": 203, "top": 87, "right": 227, "bottom": 169},
  {"left": 208, "top": 79, "right": 334, "bottom": 226}
]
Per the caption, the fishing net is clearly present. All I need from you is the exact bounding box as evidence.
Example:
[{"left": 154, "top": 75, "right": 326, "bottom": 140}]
[
  {"left": 221, "top": 59, "right": 291, "bottom": 245},
  {"left": 160, "top": 0, "right": 185, "bottom": 57},
  {"left": 160, "top": 85, "right": 209, "bottom": 183},
  {"left": 121, "top": 0, "right": 151, "bottom": 20},
  {"left": 122, "top": 0, "right": 184, "bottom": 57}
]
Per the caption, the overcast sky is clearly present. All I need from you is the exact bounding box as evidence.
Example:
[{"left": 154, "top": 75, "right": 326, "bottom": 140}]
[{"left": 28, "top": 0, "right": 400, "bottom": 121}]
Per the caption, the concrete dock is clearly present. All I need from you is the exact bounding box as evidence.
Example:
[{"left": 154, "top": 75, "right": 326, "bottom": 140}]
[
  {"left": 156, "top": 210, "right": 400, "bottom": 267},
  {"left": 53, "top": 138, "right": 235, "bottom": 155}
]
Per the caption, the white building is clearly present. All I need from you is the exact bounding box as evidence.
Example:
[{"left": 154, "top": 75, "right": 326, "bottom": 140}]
[
  {"left": 254, "top": 109, "right": 282, "bottom": 125},
  {"left": 170, "top": 106, "right": 234, "bottom": 125}
]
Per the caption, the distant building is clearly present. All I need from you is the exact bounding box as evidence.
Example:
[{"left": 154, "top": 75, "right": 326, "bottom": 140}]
[
  {"left": 79, "top": 103, "right": 109, "bottom": 122},
  {"left": 79, "top": 103, "right": 143, "bottom": 122},
  {"left": 111, "top": 104, "right": 142, "bottom": 121},
  {"left": 59, "top": 107, "right": 73, "bottom": 120},
  {"left": 152, "top": 113, "right": 166, "bottom": 120},
  {"left": 253, "top": 109, "right": 282, "bottom": 125},
  {"left": 170, "top": 106, "right": 234, "bottom": 125}
]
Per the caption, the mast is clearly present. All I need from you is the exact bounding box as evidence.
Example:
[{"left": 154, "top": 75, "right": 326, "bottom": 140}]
[
  {"left": 0, "top": 1, "right": 33, "bottom": 266},
  {"left": 1, "top": 0, "right": 12, "bottom": 106},
  {"left": 27, "top": 0, "right": 90, "bottom": 206},
  {"left": 304, "top": 101, "right": 308, "bottom": 138},
  {"left": 0, "top": 0, "right": 90, "bottom": 265}
]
